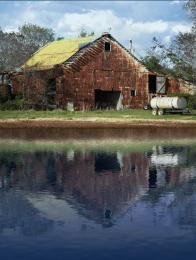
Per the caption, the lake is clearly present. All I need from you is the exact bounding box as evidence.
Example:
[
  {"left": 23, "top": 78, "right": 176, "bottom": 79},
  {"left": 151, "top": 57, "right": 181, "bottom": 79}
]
[{"left": 0, "top": 139, "right": 196, "bottom": 260}]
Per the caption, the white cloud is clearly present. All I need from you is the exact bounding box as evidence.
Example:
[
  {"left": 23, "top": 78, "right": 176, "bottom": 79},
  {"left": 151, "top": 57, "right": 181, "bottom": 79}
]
[
  {"left": 126, "top": 20, "right": 168, "bottom": 34},
  {"left": 163, "top": 35, "right": 172, "bottom": 45},
  {"left": 1, "top": 5, "right": 191, "bottom": 55},
  {"left": 54, "top": 10, "right": 191, "bottom": 43},
  {"left": 171, "top": 23, "right": 191, "bottom": 33},
  {"left": 57, "top": 10, "right": 120, "bottom": 33},
  {"left": 170, "top": 1, "right": 182, "bottom": 5}
]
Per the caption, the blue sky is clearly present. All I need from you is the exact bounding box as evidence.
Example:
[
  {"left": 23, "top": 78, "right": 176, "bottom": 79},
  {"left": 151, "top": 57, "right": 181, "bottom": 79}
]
[{"left": 0, "top": 1, "right": 192, "bottom": 57}]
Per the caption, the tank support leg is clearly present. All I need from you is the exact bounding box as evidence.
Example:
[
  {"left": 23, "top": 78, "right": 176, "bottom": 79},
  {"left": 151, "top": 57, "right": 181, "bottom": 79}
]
[{"left": 152, "top": 109, "right": 158, "bottom": 116}]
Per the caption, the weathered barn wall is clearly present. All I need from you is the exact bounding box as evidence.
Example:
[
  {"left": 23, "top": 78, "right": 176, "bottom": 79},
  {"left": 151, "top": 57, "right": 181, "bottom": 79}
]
[
  {"left": 0, "top": 72, "right": 24, "bottom": 98},
  {"left": 167, "top": 78, "right": 196, "bottom": 95},
  {"left": 23, "top": 69, "right": 54, "bottom": 109},
  {"left": 11, "top": 73, "right": 24, "bottom": 96},
  {"left": 55, "top": 38, "right": 150, "bottom": 110},
  {"left": 0, "top": 73, "right": 10, "bottom": 97}
]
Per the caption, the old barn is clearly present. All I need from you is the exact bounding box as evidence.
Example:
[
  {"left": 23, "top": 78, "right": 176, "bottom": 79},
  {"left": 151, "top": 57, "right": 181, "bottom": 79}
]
[{"left": 2, "top": 33, "right": 195, "bottom": 110}]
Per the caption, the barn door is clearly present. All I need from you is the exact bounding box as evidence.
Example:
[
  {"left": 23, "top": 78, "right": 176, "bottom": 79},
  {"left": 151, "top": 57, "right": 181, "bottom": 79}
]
[
  {"left": 156, "top": 76, "right": 166, "bottom": 94},
  {"left": 116, "top": 93, "right": 123, "bottom": 110}
]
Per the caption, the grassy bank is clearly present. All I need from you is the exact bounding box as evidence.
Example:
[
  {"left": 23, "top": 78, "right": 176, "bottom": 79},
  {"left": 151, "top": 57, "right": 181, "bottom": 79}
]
[
  {"left": 0, "top": 109, "right": 196, "bottom": 121},
  {"left": 0, "top": 139, "right": 196, "bottom": 153}
]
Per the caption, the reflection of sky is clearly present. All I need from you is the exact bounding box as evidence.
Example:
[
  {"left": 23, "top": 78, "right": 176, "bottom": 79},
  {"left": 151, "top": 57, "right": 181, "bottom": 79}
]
[
  {"left": 0, "top": 144, "right": 195, "bottom": 259},
  {"left": 27, "top": 193, "right": 85, "bottom": 223}
]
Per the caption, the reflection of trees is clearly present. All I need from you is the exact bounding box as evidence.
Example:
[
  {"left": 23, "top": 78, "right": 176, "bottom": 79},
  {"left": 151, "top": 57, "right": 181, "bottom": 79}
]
[
  {"left": 140, "top": 145, "right": 196, "bottom": 228},
  {"left": 140, "top": 177, "right": 196, "bottom": 230}
]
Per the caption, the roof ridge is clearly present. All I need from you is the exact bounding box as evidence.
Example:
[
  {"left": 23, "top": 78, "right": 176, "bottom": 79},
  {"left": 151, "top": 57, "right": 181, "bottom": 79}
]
[{"left": 61, "top": 34, "right": 151, "bottom": 74}]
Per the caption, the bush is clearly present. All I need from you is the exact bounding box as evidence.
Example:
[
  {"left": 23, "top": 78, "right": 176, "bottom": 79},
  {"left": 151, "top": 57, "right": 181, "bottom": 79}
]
[
  {"left": 189, "top": 94, "right": 196, "bottom": 109},
  {"left": 0, "top": 93, "right": 8, "bottom": 103},
  {"left": 0, "top": 96, "right": 24, "bottom": 110}
]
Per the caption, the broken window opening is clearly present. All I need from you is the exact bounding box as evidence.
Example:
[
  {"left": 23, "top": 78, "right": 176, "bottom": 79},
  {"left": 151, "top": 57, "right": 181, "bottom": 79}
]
[
  {"left": 130, "top": 89, "right": 136, "bottom": 97},
  {"left": 104, "top": 42, "right": 111, "bottom": 52},
  {"left": 148, "top": 75, "right": 157, "bottom": 94}
]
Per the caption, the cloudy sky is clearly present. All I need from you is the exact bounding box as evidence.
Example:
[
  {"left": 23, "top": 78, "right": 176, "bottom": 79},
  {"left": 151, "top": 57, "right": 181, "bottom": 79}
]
[{"left": 0, "top": 0, "right": 192, "bottom": 57}]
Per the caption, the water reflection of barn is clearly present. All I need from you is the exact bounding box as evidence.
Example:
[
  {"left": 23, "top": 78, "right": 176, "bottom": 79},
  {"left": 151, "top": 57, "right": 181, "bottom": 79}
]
[{"left": 0, "top": 146, "right": 195, "bottom": 225}]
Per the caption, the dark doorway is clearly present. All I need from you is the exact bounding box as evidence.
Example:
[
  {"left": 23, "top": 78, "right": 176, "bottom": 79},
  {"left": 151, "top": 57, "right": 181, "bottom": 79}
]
[
  {"left": 95, "top": 89, "right": 122, "bottom": 109},
  {"left": 149, "top": 75, "right": 157, "bottom": 94},
  {"left": 46, "top": 79, "right": 56, "bottom": 109}
]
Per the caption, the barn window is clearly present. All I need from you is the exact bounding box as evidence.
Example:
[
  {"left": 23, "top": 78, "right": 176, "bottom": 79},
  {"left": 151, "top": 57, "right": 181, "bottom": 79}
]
[
  {"left": 130, "top": 90, "right": 136, "bottom": 97},
  {"left": 104, "top": 42, "right": 111, "bottom": 52}
]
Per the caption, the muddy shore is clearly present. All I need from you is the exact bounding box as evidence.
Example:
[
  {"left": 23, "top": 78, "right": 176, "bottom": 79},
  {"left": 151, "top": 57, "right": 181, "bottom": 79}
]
[
  {"left": 0, "top": 118, "right": 195, "bottom": 140},
  {"left": 0, "top": 118, "right": 196, "bottom": 128}
]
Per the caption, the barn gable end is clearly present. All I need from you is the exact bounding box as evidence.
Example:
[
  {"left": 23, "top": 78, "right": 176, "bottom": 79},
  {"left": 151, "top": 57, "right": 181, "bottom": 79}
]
[{"left": 53, "top": 34, "right": 151, "bottom": 110}]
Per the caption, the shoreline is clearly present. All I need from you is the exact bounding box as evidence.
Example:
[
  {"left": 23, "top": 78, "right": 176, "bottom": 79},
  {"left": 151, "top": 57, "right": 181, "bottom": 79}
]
[{"left": 0, "top": 118, "right": 196, "bottom": 128}]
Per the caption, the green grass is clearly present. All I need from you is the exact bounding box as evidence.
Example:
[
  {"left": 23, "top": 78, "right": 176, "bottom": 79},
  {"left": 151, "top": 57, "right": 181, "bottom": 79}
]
[
  {"left": 0, "top": 139, "right": 196, "bottom": 153},
  {"left": 0, "top": 109, "right": 195, "bottom": 120}
]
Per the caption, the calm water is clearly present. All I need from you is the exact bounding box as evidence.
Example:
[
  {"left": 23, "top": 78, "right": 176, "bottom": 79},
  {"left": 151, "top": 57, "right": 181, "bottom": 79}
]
[{"left": 0, "top": 140, "right": 196, "bottom": 260}]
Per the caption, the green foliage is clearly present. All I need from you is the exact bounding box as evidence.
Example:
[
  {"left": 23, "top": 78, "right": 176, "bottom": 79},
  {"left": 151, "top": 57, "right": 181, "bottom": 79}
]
[
  {"left": 79, "top": 28, "right": 88, "bottom": 38},
  {"left": 185, "top": 0, "right": 196, "bottom": 21},
  {"left": 0, "top": 96, "right": 24, "bottom": 110},
  {"left": 142, "top": 0, "right": 196, "bottom": 84},
  {"left": 0, "top": 93, "right": 8, "bottom": 103},
  {"left": 79, "top": 28, "right": 95, "bottom": 38},
  {"left": 19, "top": 24, "right": 55, "bottom": 47},
  {"left": 0, "top": 24, "right": 55, "bottom": 71},
  {"left": 56, "top": 37, "right": 64, "bottom": 41},
  {"left": 189, "top": 94, "right": 196, "bottom": 109},
  {"left": 142, "top": 55, "right": 168, "bottom": 75}
]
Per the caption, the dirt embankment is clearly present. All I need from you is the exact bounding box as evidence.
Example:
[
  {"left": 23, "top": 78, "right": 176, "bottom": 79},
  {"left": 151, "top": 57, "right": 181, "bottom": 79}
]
[{"left": 0, "top": 118, "right": 196, "bottom": 128}]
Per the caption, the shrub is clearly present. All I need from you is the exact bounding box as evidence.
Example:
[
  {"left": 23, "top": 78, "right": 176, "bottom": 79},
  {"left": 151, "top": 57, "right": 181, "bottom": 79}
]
[
  {"left": 0, "top": 96, "right": 24, "bottom": 110},
  {"left": 189, "top": 94, "right": 196, "bottom": 109}
]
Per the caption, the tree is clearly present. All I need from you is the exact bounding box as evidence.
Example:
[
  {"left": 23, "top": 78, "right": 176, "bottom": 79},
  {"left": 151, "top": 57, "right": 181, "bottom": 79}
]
[
  {"left": 142, "top": 0, "right": 196, "bottom": 83},
  {"left": 56, "top": 37, "right": 64, "bottom": 41},
  {"left": 0, "top": 24, "right": 55, "bottom": 71},
  {"left": 185, "top": 0, "right": 196, "bottom": 22},
  {"left": 79, "top": 28, "right": 95, "bottom": 38},
  {"left": 79, "top": 28, "right": 88, "bottom": 38},
  {"left": 18, "top": 24, "right": 55, "bottom": 52},
  {"left": 0, "top": 29, "right": 24, "bottom": 71}
]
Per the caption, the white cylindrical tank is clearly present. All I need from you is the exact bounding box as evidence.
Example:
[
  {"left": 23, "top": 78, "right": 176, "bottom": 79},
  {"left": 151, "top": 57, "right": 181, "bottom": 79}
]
[{"left": 150, "top": 97, "right": 187, "bottom": 109}]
